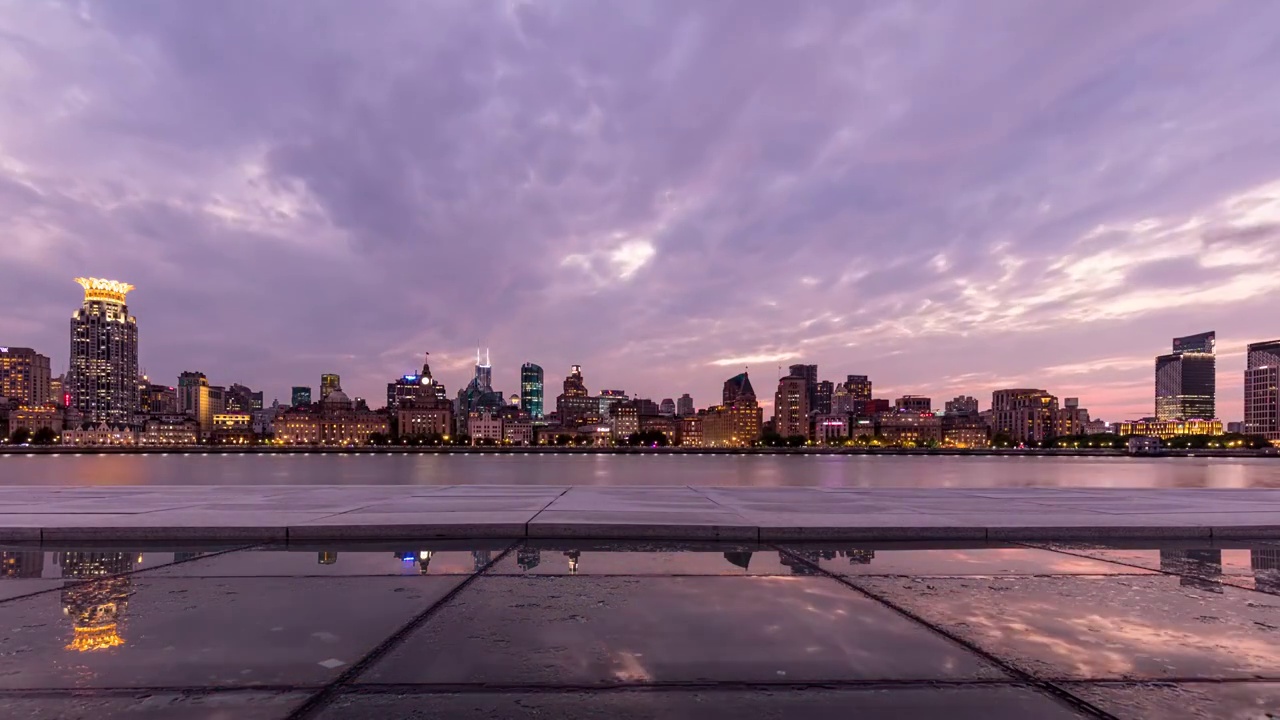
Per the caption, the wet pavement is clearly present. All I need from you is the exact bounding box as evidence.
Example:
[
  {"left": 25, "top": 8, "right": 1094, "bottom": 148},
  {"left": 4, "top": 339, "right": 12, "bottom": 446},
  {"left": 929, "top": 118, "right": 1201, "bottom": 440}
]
[{"left": 0, "top": 541, "right": 1278, "bottom": 718}]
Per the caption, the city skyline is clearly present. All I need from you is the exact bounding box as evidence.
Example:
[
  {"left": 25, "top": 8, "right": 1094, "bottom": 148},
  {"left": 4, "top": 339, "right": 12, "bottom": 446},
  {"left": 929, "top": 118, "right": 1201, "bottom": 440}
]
[{"left": 2, "top": 2, "right": 1280, "bottom": 422}]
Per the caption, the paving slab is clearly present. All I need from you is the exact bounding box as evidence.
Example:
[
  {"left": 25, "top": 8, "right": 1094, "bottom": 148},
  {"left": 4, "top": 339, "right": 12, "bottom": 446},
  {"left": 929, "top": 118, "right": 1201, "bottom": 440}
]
[
  {"left": 1068, "top": 681, "right": 1280, "bottom": 720},
  {"left": 852, "top": 575, "right": 1280, "bottom": 681},
  {"left": 3, "top": 691, "right": 308, "bottom": 720},
  {"left": 287, "top": 511, "right": 534, "bottom": 540},
  {"left": 528, "top": 510, "right": 757, "bottom": 540},
  {"left": 360, "top": 576, "right": 1008, "bottom": 685},
  {"left": 0, "top": 575, "right": 465, "bottom": 689},
  {"left": 315, "top": 687, "right": 1089, "bottom": 719},
  {"left": 487, "top": 544, "right": 791, "bottom": 576}
]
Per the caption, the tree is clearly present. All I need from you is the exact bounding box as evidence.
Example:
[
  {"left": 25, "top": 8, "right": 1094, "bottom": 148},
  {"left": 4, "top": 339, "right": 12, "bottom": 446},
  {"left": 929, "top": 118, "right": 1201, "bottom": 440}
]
[
  {"left": 991, "top": 432, "right": 1013, "bottom": 448},
  {"left": 553, "top": 434, "right": 574, "bottom": 446},
  {"left": 625, "top": 430, "right": 670, "bottom": 447},
  {"left": 784, "top": 435, "right": 806, "bottom": 448},
  {"left": 9, "top": 428, "right": 31, "bottom": 445},
  {"left": 32, "top": 427, "right": 59, "bottom": 445}
]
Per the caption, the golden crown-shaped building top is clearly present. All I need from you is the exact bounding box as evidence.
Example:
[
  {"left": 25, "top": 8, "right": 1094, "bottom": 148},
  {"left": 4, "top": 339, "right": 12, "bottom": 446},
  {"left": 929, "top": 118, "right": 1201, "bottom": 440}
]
[{"left": 75, "top": 277, "right": 134, "bottom": 304}]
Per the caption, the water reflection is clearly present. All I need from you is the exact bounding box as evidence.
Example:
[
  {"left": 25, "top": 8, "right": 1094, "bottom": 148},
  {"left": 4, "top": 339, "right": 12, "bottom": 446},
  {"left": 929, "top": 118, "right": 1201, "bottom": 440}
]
[{"left": 57, "top": 552, "right": 135, "bottom": 652}]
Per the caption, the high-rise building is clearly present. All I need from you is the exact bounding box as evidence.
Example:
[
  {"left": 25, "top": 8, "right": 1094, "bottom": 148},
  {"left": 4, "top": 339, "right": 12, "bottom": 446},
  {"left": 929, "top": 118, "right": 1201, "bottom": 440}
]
[
  {"left": 143, "top": 383, "right": 178, "bottom": 415},
  {"left": 774, "top": 375, "right": 810, "bottom": 439},
  {"left": 68, "top": 278, "right": 140, "bottom": 426},
  {"left": 813, "top": 380, "right": 833, "bottom": 415},
  {"left": 50, "top": 375, "right": 65, "bottom": 407},
  {"left": 291, "top": 386, "right": 312, "bottom": 407},
  {"left": 177, "top": 371, "right": 212, "bottom": 433},
  {"left": 676, "top": 393, "right": 694, "bottom": 417},
  {"left": 944, "top": 396, "right": 979, "bottom": 415},
  {"left": 659, "top": 398, "right": 676, "bottom": 417},
  {"left": 788, "top": 364, "right": 818, "bottom": 411},
  {"left": 991, "top": 389, "right": 1059, "bottom": 444},
  {"left": 0, "top": 347, "right": 51, "bottom": 407},
  {"left": 597, "top": 389, "right": 628, "bottom": 421},
  {"left": 722, "top": 372, "right": 756, "bottom": 405},
  {"left": 320, "top": 374, "right": 341, "bottom": 400},
  {"left": 520, "top": 363, "right": 544, "bottom": 420},
  {"left": 387, "top": 353, "right": 447, "bottom": 411},
  {"left": 1155, "top": 331, "right": 1216, "bottom": 420},
  {"left": 894, "top": 395, "right": 932, "bottom": 413},
  {"left": 556, "top": 365, "right": 597, "bottom": 427},
  {"left": 473, "top": 349, "right": 492, "bottom": 392},
  {"left": 1245, "top": 339, "right": 1280, "bottom": 443},
  {"left": 225, "top": 383, "right": 263, "bottom": 413},
  {"left": 844, "top": 375, "right": 872, "bottom": 401}
]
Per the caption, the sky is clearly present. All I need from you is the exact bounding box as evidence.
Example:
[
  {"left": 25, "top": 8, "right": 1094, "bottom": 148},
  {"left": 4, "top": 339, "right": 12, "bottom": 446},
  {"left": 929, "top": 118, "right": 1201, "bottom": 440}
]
[{"left": 2, "top": 0, "right": 1279, "bottom": 422}]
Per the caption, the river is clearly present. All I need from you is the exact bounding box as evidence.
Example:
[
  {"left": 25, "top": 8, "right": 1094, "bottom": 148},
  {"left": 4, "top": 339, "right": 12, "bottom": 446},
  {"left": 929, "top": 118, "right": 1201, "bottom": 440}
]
[{"left": 0, "top": 453, "right": 1278, "bottom": 487}]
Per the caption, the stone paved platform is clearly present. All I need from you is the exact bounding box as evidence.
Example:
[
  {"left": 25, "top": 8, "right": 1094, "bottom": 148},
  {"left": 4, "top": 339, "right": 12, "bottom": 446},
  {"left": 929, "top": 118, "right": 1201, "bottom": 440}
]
[
  {"left": 1, "top": 539, "right": 1279, "bottom": 718},
  {"left": 0, "top": 486, "right": 1278, "bottom": 542}
]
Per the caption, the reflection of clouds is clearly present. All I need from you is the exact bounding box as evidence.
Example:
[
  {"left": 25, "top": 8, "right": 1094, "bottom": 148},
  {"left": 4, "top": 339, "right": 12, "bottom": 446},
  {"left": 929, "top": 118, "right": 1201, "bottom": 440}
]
[{"left": 861, "top": 576, "right": 1280, "bottom": 679}]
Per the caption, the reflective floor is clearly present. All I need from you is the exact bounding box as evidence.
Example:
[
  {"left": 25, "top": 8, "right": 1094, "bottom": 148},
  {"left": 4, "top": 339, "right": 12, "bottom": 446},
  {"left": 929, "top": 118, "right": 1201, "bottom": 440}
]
[{"left": 0, "top": 540, "right": 1278, "bottom": 718}]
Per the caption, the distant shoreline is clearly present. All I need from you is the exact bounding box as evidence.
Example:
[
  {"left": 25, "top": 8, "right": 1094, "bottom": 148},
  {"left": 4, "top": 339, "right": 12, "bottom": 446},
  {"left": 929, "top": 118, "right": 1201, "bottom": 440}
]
[{"left": 1, "top": 446, "right": 1276, "bottom": 458}]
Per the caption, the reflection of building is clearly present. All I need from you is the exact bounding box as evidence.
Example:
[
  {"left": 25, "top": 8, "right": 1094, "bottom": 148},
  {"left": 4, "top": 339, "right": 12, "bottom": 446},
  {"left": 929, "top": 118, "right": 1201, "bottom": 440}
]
[
  {"left": 1114, "top": 418, "right": 1223, "bottom": 439},
  {"left": 844, "top": 550, "right": 875, "bottom": 565},
  {"left": 779, "top": 551, "right": 822, "bottom": 576},
  {"left": 517, "top": 548, "right": 542, "bottom": 571},
  {"left": 68, "top": 279, "right": 140, "bottom": 425},
  {"left": 1160, "top": 548, "right": 1223, "bottom": 593},
  {"left": 318, "top": 552, "right": 338, "bottom": 565},
  {"left": 0, "top": 347, "right": 52, "bottom": 407},
  {"left": 57, "top": 552, "right": 135, "bottom": 652},
  {"left": 472, "top": 550, "right": 493, "bottom": 572},
  {"left": 1253, "top": 547, "right": 1280, "bottom": 593},
  {"left": 565, "top": 550, "right": 580, "bottom": 574},
  {"left": 1155, "top": 332, "right": 1216, "bottom": 421},
  {"left": 723, "top": 551, "right": 752, "bottom": 570},
  {"left": 1245, "top": 339, "right": 1280, "bottom": 443},
  {"left": 1, "top": 551, "right": 44, "bottom": 578}
]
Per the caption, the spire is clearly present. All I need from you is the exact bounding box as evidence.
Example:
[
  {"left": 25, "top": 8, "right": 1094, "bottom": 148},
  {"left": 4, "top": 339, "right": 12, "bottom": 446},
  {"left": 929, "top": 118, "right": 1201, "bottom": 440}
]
[{"left": 485, "top": 347, "right": 491, "bottom": 367}]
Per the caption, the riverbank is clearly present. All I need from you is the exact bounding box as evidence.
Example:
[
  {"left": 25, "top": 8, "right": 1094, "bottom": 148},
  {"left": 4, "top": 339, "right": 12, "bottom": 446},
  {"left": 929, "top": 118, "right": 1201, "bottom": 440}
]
[
  {"left": 1, "top": 485, "right": 1278, "bottom": 543},
  {"left": 2, "top": 445, "right": 1276, "bottom": 458}
]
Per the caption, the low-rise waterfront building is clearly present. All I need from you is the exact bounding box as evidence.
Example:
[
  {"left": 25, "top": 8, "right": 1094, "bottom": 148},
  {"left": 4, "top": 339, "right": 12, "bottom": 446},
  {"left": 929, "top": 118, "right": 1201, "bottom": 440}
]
[
  {"left": 877, "top": 413, "right": 943, "bottom": 446},
  {"left": 468, "top": 411, "right": 504, "bottom": 445},
  {"left": 814, "top": 414, "right": 849, "bottom": 443},
  {"left": 1114, "top": 418, "right": 1223, "bottom": 439},
  {"left": 679, "top": 415, "right": 703, "bottom": 447},
  {"left": 62, "top": 424, "right": 138, "bottom": 447},
  {"left": 273, "top": 389, "right": 390, "bottom": 445},
  {"left": 140, "top": 417, "right": 200, "bottom": 446}
]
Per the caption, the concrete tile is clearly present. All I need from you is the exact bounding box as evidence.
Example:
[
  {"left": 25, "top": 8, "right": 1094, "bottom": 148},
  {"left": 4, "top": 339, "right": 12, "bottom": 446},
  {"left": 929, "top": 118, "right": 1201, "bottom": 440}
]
[
  {"left": 3, "top": 691, "right": 308, "bottom": 720},
  {"left": 0, "top": 576, "right": 464, "bottom": 689},
  {"left": 0, "top": 579, "right": 63, "bottom": 602},
  {"left": 854, "top": 575, "right": 1280, "bottom": 681},
  {"left": 288, "top": 511, "right": 534, "bottom": 540},
  {"left": 316, "top": 687, "right": 1088, "bottom": 719},
  {"left": 361, "top": 576, "right": 1008, "bottom": 684},
  {"left": 528, "top": 510, "right": 756, "bottom": 540},
  {"left": 1070, "top": 681, "right": 1280, "bottom": 720},
  {"left": 343, "top": 496, "right": 554, "bottom": 513},
  {"left": 987, "top": 526, "right": 1212, "bottom": 541}
]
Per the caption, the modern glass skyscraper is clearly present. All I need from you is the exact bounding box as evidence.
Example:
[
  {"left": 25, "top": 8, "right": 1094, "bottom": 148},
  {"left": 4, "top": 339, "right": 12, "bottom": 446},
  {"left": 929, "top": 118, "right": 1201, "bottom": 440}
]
[
  {"left": 68, "top": 278, "right": 140, "bottom": 425},
  {"left": 1155, "top": 331, "right": 1216, "bottom": 420},
  {"left": 520, "top": 363, "right": 544, "bottom": 420},
  {"left": 1244, "top": 339, "right": 1280, "bottom": 442},
  {"left": 291, "top": 386, "right": 312, "bottom": 407}
]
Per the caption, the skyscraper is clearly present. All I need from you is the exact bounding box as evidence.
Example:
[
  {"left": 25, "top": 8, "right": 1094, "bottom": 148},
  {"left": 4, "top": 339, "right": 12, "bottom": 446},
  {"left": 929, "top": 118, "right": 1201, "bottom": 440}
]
[
  {"left": 320, "top": 374, "right": 341, "bottom": 400},
  {"left": 474, "top": 349, "right": 492, "bottom": 392},
  {"left": 177, "top": 372, "right": 212, "bottom": 433},
  {"left": 788, "top": 364, "right": 818, "bottom": 411},
  {"left": 0, "top": 347, "right": 51, "bottom": 407},
  {"left": 1245, "top": 339, "right": 1280, "bottom": 443},
  {"left": 723, "top": 372, "right": 756, "bottom": 405},
  {"left": 845, "top": 375, "right": 872, "bottom": 401},
  {"left": 291, "top": 386, "right": 312, "bottom": 407},
  {"left": 68, "top": 278, "right": 140, "bottom": 425},
  {"left": 520, "top": 363, "right": 544, "bottom": 420},
  {"left": 1155, "top": 331, "right": 1216, "bottom": 420},
  {"left": 388, "top": 353, "right": 447, "bottom": 411},
  {"left": 813, "top": 380, "right": 833, "bottom": 415},
  {"left": 556, "top": 365, "right": 596, "bottom": 427},
  {"left": 676, "top": 393, "right": 694, "bottom": 417},
  {"left": 659, "top": 398, "right": 676, "bottom": 417},
  {"left": 774, "top": 375, "right": 810, "bottom": 439}
]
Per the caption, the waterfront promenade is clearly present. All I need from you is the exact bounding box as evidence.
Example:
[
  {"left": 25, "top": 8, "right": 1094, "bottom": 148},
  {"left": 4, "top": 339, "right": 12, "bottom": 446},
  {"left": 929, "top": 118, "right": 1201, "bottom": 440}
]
[{"left": 1, "top": 485, "right": 1278, "bottom": 543}]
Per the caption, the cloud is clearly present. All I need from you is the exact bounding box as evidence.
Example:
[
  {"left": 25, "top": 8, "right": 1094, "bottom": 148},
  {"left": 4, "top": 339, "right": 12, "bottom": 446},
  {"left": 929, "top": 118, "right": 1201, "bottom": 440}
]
[{"left": 1, "top": 0, "right": 1279, "bottom": 422}]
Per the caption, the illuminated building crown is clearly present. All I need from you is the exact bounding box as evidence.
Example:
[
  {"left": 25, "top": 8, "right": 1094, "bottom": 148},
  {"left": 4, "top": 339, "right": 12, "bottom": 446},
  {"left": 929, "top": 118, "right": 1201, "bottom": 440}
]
[{"left": 75, "top": 277, "right": 135, "bottom": 305}]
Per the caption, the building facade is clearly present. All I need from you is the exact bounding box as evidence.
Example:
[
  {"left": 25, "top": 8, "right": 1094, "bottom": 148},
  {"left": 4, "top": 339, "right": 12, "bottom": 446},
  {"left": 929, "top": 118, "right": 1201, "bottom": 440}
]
[
  {"left": 68, "top": 278, "right": 139, "bottom": 426},
  {"left": 62, "top": 423, "right": 138, "bottom": 447},
  {"left": 291, "top": 386, "right": 312, "bottom": 407},
  {"left": 140, "top": 417, "right": 200, "bottom": 446},
  {"left": 877, "top": 413, "right": 943, "bottom": 446},
  {"left": 773, "top": 375, "right": 810, "bottom": 439},
  {"left": 702, "top": 403, "right": 763, "bottom": 447},
  {"left": 556, "top": 365, "right": 597, "bottom": 428},
  {"left": 0, "top": 347, "right": 51, "bottom": 407},
  {"left": 676, "top": 394, "right": 694, "bottom": 417},
  {"left": 1115, "top": 418, "right": 1224, "bottom": 439},
  {"left": 991, "top": 389, "right": 1060, "bottom": 444},
  {"left": 520, "top": 363, "right": 544, "bottom": 420},
  {"left": 679, "top": 415, "right": 703, "bottom": 447},
  {"left": 320, "top": 374, "right": 341, "bottom": 400},
  {"left": 895, "top": 395, "right": 932, "bottom": 413},
  {"left": 944, "top": 396, "right": 979, "bottom": 415},
  {"left": 387, "top": 355, "right": 448, "bottom": 411},
  {"left": 844, "top": 375, "right": 872, "bottom": 401},
  {"left": 1244, "top": 339, "right": 1280, "bottom": 443},
  {"left": 397, "top": 406, "right": 453, "bottom": 439},
  {"left": 1155, "top": 331, "right": 1216, "bottom": 420},
  {"left": 273, "top": 390, "right": 390, "bottom": 445},
  {"left": 468, "top": 411, "right": 504, "bottom": 445}
]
